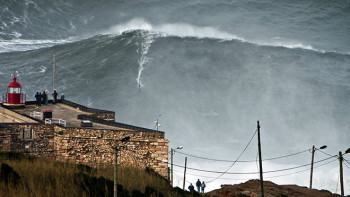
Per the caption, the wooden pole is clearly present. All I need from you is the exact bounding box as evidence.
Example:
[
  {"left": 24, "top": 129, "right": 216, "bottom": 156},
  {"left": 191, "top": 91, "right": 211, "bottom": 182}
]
[
  {"left": 53, "top": 54, "right": 55, "bottom": 92},
  {"left": 339, "top": 151, "right": 344, "bottom": 197},
  {"left": 168, "top": 167, "right": 171, "bottom": 183},
  {"left": 171, "top": 148, "right": 174, "bottom": 187},
  {"left": 257, "top": 121, "right": 264, "bottom": 197},
  {"left": 309, "top": 145, "right": 315, "bottom": 189},
  {"left": 183, "top": 157, "right": 187, "bottom": 190},
  {"left": 114, "top": 142, "right": 118, "bottom": 197}
]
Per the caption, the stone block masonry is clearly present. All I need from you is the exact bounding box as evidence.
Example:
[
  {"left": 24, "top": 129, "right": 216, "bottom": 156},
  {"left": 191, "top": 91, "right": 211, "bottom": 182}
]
[{"left": 0, "top": 124, "right": 169, "bottom": 177}]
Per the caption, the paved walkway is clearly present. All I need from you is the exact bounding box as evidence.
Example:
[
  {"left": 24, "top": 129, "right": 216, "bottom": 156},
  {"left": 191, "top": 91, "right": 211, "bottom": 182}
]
[{"left": 12, "top": 103, "right": 123, "bottom": 129}]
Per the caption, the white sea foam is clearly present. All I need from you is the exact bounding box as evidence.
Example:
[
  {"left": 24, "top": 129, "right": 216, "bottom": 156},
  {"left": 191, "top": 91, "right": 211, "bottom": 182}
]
[
  {"left": 103, "top": 18, "right": 246, "bottom": 42},
  {"left": 136, "top": 32, "right": 154, "bottom": 88},
  {"left": 104, "top": 18, "right": 335, "bottom": 54},
  {"left": 257, "top": 37, "right": 326, "bottom": 53},
  {"left": 0, "top": 39, "right": 71, "bottom": 53}
]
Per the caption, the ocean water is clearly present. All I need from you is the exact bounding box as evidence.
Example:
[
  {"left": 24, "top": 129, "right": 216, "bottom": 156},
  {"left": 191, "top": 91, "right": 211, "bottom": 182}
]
[{"left": 1, "top": 0, "right": 350, "bottom": 193}]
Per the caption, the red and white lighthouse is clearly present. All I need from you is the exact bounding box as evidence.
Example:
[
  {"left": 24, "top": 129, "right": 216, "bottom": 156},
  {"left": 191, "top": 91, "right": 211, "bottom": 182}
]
[{"left": 2, "top": 73, "right": 26, "bottom": 107}]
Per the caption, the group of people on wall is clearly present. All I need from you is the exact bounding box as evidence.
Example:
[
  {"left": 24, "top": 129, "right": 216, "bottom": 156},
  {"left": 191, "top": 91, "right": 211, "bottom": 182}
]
[
  {"left": 34, "top": 89, "right": 64, "bottom": 106},
  {"left": 188, "top": 179, "right": 206, "bottom": 193}
]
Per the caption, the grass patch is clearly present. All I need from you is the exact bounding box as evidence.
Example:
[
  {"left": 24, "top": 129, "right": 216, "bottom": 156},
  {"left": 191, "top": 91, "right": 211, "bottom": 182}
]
[{"left": 0, "top": 151, "right": 197, "bottom": 197}]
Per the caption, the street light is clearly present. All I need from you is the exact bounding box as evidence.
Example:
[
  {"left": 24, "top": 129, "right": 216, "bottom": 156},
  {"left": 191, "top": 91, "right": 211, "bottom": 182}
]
[
  {"left": 155, "top": 114, "right": 161, "bottom": 131},
  {"left": 170, "top": 146, "right": 183, "bottom": 187},
  {"left": 310, "top": 145, "right": 327, "bottom": 189},
  {"left": 339, "top": 148, "right": 350, "bottom": 197},
  {"left": 345, "top": 148, "right": 350, "bottom": 154},
  {"left": 114, "top": 136, "right": 131, "bottom": 197}
]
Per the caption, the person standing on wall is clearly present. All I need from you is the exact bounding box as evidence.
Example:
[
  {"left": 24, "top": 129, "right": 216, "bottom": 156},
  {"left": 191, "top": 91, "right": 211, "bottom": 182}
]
[
  {"left": 60, "top": 92, "right": 65, "bottom": 101},
  {"left": 52, "top": 89, "right": 58, "bottom": 104},
  {"left": 36, "top": 92, "right": 42, "bottom": 106},
  {"left": 38, "top": 92, "right": 43, "bottom": 106},
  {"left": 44, "top": 90, "right": 49, "bottom": 104},
  {"left": 35, "top": 92, "right": 40, "bottom": 106},
  {"left": 196, "top": 179, "right": 201, "bottom": 192}
]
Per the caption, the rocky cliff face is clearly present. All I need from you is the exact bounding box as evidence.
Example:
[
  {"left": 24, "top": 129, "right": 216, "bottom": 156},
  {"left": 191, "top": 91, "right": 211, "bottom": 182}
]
[{"left": 206, "top": 180, "right": 340, "bottom": 197}]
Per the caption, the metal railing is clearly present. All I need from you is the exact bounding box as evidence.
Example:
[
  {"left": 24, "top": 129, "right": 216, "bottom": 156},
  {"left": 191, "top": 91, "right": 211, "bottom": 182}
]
[
  {"left": 30, "top": 111, "right": 43, "bottom": 119},
  {"left": 45, "top": 118, "right": 66, "bottom": 127},
  {"left": 2, "top": 93, "right": 26, "bottom": 104}
]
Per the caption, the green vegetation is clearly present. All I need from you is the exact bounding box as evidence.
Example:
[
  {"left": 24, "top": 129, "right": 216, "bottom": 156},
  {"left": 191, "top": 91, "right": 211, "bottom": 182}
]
[{"left": 0, "top": 152, "right": 200, "bottom": 197}]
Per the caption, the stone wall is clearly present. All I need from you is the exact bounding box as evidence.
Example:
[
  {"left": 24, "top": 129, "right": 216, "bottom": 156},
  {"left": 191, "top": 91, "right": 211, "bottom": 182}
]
[{"left": 0, "top": 124, "right": 169, "bottom": 177}]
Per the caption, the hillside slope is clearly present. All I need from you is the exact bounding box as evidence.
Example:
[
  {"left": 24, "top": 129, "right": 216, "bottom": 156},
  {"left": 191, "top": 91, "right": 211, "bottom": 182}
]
[{"left": 205, "top": 179, "right": 341, "bottom": 197}]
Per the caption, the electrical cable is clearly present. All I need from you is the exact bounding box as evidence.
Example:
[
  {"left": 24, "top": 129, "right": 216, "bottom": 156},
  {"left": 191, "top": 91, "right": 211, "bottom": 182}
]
[
  {"left": 173, "top": 169, "right": 251, "bottom": 181},
  {"left": 265, "top": 158, "right": 338, "bottom": 179},
  {"left": 343, "top": 162, "right": 350, "bottom": 171},
  {"left": 175, "top": 149, "right": 310, "bottom": 163},
  {"left": 174, "top": 158, "right": 338, "bottom": 181},
  {"left": 206, "top": 129, "right": 258, "bottom": 183},
  {"left": 317, "top": 149, "right": 337, "bottom": 158},
  {"left": 172, "top": 155, "right": 335, "bottom": 175},
  {"left": 343, "top": 158, "right": 350, "bottom": 166}
]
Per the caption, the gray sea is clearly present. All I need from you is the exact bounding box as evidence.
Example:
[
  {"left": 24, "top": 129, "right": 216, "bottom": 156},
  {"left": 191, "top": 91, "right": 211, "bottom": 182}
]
[{"left": 1, "top": 0, "right": 350, "bottom": 193}]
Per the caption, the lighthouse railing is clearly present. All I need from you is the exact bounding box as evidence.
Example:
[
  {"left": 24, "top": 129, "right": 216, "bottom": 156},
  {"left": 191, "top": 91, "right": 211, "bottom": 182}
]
[
  {"left": 1, "top": 93, "right": 25, "bottom": 104},
  {"left": 20, "top": 93, "right": 26, "bottom": 104},
  {"left": 2, "top": 93, "right": 8, "bottom": 103}
]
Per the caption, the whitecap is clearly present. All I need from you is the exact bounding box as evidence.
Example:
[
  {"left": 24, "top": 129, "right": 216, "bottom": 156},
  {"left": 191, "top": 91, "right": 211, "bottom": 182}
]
[
  {"left": 102, "top": 18, "right": 246, "bottom": 42},
  {"left": 0, "top": 38, "right": 72, "bottom": 53}
]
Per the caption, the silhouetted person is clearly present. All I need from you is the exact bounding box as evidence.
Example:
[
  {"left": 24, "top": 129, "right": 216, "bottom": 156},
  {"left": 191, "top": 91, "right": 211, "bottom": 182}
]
[
  {"left": 38, "top": 92, "right": 42, "bottom": 106},
  {"left": 188, "top": 183, "right": 194, "bottom": 192},
  {"left": 35, "top": 92, "right": 40, "bottom": 106},
  {"left": 42, "top": 91, "right": 47, "bottom": 105},
  {"left": 52, "top": 90, "right": 58, "bottom": 104},
  {"left": 196, "top": 179, "right": 201, "bottom": 192},
  {"left": 201, "top": 181, "right": 206, "bottom": 193},
  {"left": 60, "top": 93, "right": 64, "bottom": 101},
  {"left": 44, "top": 90, "right": 49, "bottom": 104}
]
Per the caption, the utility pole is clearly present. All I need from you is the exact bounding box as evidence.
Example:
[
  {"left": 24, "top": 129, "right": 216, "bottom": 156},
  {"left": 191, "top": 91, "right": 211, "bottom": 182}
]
[
  {"left": 183, "top": 157, "right": 187, "bottom": 190},
  {"left": 114, "top": 141, "right": 119, "bottom": 197},
  {"left": 53, "top": 54, "right": 55, "bottom": 92},
  {"left": 168, "top": 167, "right": 171, "bottom": 183},
  {"left": 310, "top": 145, "right": 315, "bottom": 189},
  {"left": 339, "top": 151, "right": 344, "bottom": 197},
  {"left": 257, "top": 121, "right": 264, "bottom": 197},
  {"left": 171, "top": 148, "right": 174, "bottom": 187}
]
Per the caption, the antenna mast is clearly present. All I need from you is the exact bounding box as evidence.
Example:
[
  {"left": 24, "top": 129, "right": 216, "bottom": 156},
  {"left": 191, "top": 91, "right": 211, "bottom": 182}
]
[{"left": 53, "top": 54, "right": 56, "bottom": 91}]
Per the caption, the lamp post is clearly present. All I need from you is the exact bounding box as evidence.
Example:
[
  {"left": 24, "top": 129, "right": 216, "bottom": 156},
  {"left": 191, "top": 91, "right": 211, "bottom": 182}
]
[
  {"left": 114, "top": 136, "right": 131, "bottom": 197},
  {"left": 309, "top": 145, "right": 327, "bottom": 189},
  {"left": 170, "top": 146, "right": 183, "bottom": 187},
  {"left": 339, "top": 148, "right": 350, "bottom": 197},
  {"left": 156, "top": 114, "right": 161, "bottom": 131}
]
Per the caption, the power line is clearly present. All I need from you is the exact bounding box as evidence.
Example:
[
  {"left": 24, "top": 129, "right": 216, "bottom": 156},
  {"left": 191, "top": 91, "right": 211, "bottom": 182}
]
[
  {"left": 317, "top": 149, "right": 338, "bottom": 158},
  {"left": 207, "top": 129, "right": 258, "bottom": 183},
  {"left": 265, "top": 158, "right": 338, "bottom": 179},
  {"left": 172, "top": 155, "right": 335, "bottom": 175},
  {"left": 175, "top": 149, "right": 310, "bottom": 163},
  {"left": 343, "top": 162, "right": 350, "bottom": 171},
  {"left": 174, "top": 158, "right": 338, "bottom": 181}
]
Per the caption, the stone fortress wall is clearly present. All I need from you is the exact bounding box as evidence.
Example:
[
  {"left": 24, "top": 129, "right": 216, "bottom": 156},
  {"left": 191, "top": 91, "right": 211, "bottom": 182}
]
[{"left": 0, "top": 101, "right": 169, "bottom": 177}]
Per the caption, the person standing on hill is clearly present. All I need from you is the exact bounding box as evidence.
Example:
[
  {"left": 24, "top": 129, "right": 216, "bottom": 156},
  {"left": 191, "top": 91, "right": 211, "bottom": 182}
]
[
  {"left": 188, "top": 183, "right": 194, "bottom": 192},
  {"left": 196, "top": 179, "right": 201, "bottom": 192},
  {"left": 201, "top": 181, "right": 206, "bottom": 193}
]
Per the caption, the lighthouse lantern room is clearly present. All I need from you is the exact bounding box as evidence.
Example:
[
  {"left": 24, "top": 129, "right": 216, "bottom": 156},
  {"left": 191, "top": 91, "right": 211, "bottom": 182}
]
[{"left": 2, "top": 72, "right": 26, "bottom": 107}]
